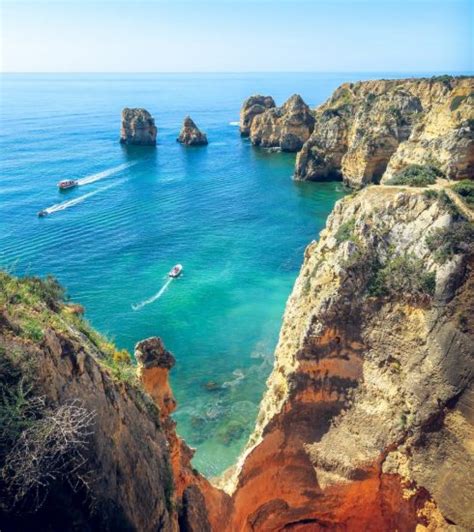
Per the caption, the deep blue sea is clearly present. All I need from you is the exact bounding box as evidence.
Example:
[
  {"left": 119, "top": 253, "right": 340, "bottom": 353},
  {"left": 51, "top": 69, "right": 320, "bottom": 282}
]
[{"left": 0, "top": 72, "right": 420, "bottom": 476}]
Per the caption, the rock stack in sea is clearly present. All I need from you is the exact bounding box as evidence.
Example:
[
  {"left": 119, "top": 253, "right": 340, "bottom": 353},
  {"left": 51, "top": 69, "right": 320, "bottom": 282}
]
[
  {"left": 120, "top": 107, "right": 157, "bottom": 146},
  {"left": 245, "top": 94, "right": 316, "bottom": 152},
  {"left": 239, "top": 95, "right": 276, "bottom": 137},
  {"left": 177, "top": 116, "right": 208, "bottom": 146}
]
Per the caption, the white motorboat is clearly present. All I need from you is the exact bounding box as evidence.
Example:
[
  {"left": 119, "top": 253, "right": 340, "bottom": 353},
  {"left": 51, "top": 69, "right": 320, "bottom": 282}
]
[{"left": 168, "top": 264, "right": 183, "bottom": 278}]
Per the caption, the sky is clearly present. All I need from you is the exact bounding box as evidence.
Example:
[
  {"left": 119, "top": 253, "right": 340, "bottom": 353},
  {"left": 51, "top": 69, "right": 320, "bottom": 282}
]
[{"left": 1, "top": 0, "right": 472, "bottom": 73}]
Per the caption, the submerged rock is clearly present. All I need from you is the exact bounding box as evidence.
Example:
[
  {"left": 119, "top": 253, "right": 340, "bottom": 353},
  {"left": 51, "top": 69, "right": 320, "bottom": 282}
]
[
  {"left": 249, "top": 94, "right": 315, "bottom": 152},
  {"left": 239, "top": 95, "right": 276, "bottom": 137},
  {"left": 177, "top": 116, "right": 208, "bottom": 146},
  {"left": 120, "top": 107, "right": 157, "bottom": 146}
]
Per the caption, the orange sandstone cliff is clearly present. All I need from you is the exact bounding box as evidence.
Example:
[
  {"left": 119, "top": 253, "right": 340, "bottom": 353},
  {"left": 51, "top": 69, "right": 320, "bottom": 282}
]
[{"left": 214, "top": 184, "right": 474, "bottom": 531}]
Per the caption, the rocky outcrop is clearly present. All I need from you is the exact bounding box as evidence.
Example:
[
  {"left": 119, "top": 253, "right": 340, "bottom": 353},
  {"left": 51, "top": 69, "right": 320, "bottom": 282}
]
[
  {"left": 249, "top": 94, "right": 315, "bottom": 152},
  {"left": 0, "top": 275, "right": 223, "bottom": 531},
  {"left": 120, "top": 107, "right": 157, "bottom": 146},
  {"left": 177, "top": 117, "right": 208, "bottom": 146},
  {"left": 218, "top": 184, "right": 474, "bottom": 530},
  {"left": 239, "top": 95, "right": 276, "bottom": 137},
  {"left": 295, "top": 76, "right": 474, "bottom": 187}
]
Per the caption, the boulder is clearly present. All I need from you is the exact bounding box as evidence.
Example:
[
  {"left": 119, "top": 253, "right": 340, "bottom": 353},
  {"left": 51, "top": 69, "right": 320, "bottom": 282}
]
[
  {"left": 177, "top": 116, "right": 208, "bottom": 146},
  {"left": 120, "top": 107, "right": 157, "bottom": 146}
]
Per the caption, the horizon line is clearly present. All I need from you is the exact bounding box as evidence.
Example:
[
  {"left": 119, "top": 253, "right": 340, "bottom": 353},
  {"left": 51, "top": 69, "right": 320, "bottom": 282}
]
[{"left": 2, "top": 70, "right": 472, "bottom": 75}]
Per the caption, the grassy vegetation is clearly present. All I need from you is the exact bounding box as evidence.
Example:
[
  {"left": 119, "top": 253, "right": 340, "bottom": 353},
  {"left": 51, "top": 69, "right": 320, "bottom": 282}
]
[
  {"left": 367, "top": 253, "right": 436, "bottom": 298},
  {"left": 335, "top": 218, "right": 356, "bottom": 244},
  {"left": 385, "top": 164, "right": 443, "bottom": 187},
  {"left": 0, "top": 271, "right": 136, "bottom": 385},
  {"left": 425, "top": 221, "right": 474, "bottom": 264},
  {"left": 451, "top": 180, "right": 474, "bottom": 208}
]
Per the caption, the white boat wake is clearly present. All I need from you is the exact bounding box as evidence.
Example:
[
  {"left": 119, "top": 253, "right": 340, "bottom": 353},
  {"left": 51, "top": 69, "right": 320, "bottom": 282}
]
[
  {"left": 77, "top": 162, "right": 136, "bottom": 186},
  {"left": 229, "top": 121, "right": 240, "bottom": 126},
  {"left": 43, "top": 182, "right": 118, "bottom": 215},
  {"left": 132, "top": 277, "right": 174, "bottom": 310}
]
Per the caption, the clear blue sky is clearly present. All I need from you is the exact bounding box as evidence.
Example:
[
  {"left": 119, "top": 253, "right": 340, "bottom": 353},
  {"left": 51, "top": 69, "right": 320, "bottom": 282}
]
[{"left": 1, "top": 0, "right": 472, "bottom": 73}]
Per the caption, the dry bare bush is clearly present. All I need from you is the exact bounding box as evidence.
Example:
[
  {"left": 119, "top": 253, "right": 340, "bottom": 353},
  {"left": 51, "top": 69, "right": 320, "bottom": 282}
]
[{"left": 1, "top": 399, "right": 95, "bottom": 512}]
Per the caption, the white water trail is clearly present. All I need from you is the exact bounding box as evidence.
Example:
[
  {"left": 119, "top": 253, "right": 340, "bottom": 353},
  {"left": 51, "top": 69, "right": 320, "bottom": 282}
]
[
  {"left": 132, "top": 278, "right": 173, "bottom": 310},
  {"left": 44, "top": 182, "right": 118, "bottom": 215},
  {"left": 77, "top": 162, "right": 136, "bottom": 186},
  {"left": 228, "top": 121, "right": 240, "bottom": 126}
]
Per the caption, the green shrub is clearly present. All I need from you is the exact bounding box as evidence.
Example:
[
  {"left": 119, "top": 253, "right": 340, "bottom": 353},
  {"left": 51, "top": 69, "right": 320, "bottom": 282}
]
[
  {"left": 367, "top": 253, "right": 436, "bottom": 298},
  {"left": 385, "top": 165, "right": 443, "bottom": 187},
  {"left": 450, "top": 95, "right": 466, "bottom": 112},
  {"left": 425, "top": 221, "right": 474, "bottom": 264},
  {"left": 423, "top": 189, "right": 439, "bottom": 201},
  {"left": 451, "top": 180, "right": 474, "bottom": 207},
  {"left": 335, "top": 218, "right": 356, "bottom": 244},
  {"left": 430, "top": 75, "right": 453, "bottom": 85}
]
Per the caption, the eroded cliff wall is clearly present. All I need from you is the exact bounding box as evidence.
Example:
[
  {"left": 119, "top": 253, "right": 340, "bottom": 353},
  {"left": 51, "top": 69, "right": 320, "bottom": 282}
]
[
  {"left": 218, "top": 184, "right": 473, "bottom": 530},
  {"left": 294, "top": 76, "right": 473, "bottom": 187}
]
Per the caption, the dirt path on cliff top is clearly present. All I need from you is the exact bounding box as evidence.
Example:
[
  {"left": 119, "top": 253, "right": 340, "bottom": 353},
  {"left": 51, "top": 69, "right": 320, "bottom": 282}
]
[{"left": 382, "top": 180, "right": 474, "bottom": 222}]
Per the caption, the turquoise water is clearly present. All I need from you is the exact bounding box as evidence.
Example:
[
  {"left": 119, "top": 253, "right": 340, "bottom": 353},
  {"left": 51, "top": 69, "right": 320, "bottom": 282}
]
[{"left": 0, "top": 73, "right": 357, "bottom": 476}]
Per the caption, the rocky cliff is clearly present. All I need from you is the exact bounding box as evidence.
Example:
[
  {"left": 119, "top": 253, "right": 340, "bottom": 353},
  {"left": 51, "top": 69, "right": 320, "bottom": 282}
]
[
  {"left": 2, "top": 180, "right": 473, "bottom": 530},
  {"left": 245, "top": 94, "right": 315, "bottom": 152},
  {"left": 217, "top": 183, "right": 474, "bottom": 530},
  {"left": 239, "top": 95, "right": 276, "bottom": 137},
  {"left": 0, "top": 274, "right": 225, "bottom": 532},
  {"left": 120, "top": 108, "right": 157, "bottom": 146},
  {"left": 294, "top": 76, "right": 474, "bottom": 187},
  {"left": 177, "top": 117, "right": 208, "bottom": 146}
]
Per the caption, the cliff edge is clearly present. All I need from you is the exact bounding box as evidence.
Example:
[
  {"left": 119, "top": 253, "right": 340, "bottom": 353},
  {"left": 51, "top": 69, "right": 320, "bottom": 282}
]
[
  {"left": 294, "top": 76, "right": 474, "bottom": 187},
  {"left": 218, "top": 182, "right": 474, "bottom": 530},
  {"left": 0, "top": 274, "right": 226, "bottom": 531}
]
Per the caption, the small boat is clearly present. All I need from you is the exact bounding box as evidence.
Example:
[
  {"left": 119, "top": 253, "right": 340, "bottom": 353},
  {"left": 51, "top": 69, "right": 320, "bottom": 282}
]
[
  {"left": 168, "top": 264, "right": 183, "bottom": 278},
  {"left": 38, "top": 209, "right": 48, "bottom": 217},
  {"left": 58, "top": 179, "right": 78, "bottom": 190}
]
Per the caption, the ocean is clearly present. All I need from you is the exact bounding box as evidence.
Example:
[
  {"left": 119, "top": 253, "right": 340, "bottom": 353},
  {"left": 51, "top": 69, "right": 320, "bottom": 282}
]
[{"left": 0, "top": 72, "right": 409, "bottom": 476}]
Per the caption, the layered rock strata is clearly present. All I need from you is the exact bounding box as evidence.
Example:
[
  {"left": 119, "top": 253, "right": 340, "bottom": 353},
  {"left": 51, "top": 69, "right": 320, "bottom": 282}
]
[
  {"left": 177, "top": 116, "right": 208, "bottom": 146},
  {"left": 239, "top": 95, "right": 276, "bottom": 137},
  {"left": 218, "top": 184, "right": 474, "bottom": 530},
  {"left": 120, "top": 107, "right": 157, "bottom": 146},
  {"left": 295, "top": 76, "right": 474, "bottom": 187},
  {"left": 246, "top": 94, "right": 315, "bottom": 152}
]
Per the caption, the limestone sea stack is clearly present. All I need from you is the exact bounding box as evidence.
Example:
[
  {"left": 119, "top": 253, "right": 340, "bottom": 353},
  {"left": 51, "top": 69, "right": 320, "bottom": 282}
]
[
  {"left": 239, "top": 95, "right": 276, "bottom": 137},
  {"left": 295, "top": 76, "right": 474, "bottom": 187},
  {"left": 120, "top": 107, "right": 157, "bottom": 146},
  {"left": 249, "top": 94, "right": 315, "bottom": 152},
  {"left": 177, "top": 116, "right": 208, "bottom": 146}
]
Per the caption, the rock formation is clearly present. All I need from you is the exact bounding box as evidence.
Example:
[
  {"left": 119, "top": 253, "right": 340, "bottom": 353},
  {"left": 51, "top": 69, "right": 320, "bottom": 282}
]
[
  {"left": 177, "top": 116, "right": 208, "bottom": 146},
  {"left": 248, "top": 94, "right": 316, "bottom": 152},
  {"left": 216, "top": 184, "right": 474, "bottom": 530},
  {"left": 120, "top": 107, "right": 157, "bottom": 146},
  {"left": 295, "top": 76, "right": 474, "bottom": 187},
  {"left": 0, "top": 274, "right": 224, "bottom": 531},
  {"left": 239, "top": 95, "right": 276, "bottom": 137}
]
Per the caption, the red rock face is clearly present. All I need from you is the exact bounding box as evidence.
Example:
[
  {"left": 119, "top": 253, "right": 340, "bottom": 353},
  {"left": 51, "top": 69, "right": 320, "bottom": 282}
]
[
  {"left": 135, "top": 337, "right": 229, "bottom": 529},
  {"left": 203, "top": 327, "right": 433, "bottom": 531}
]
